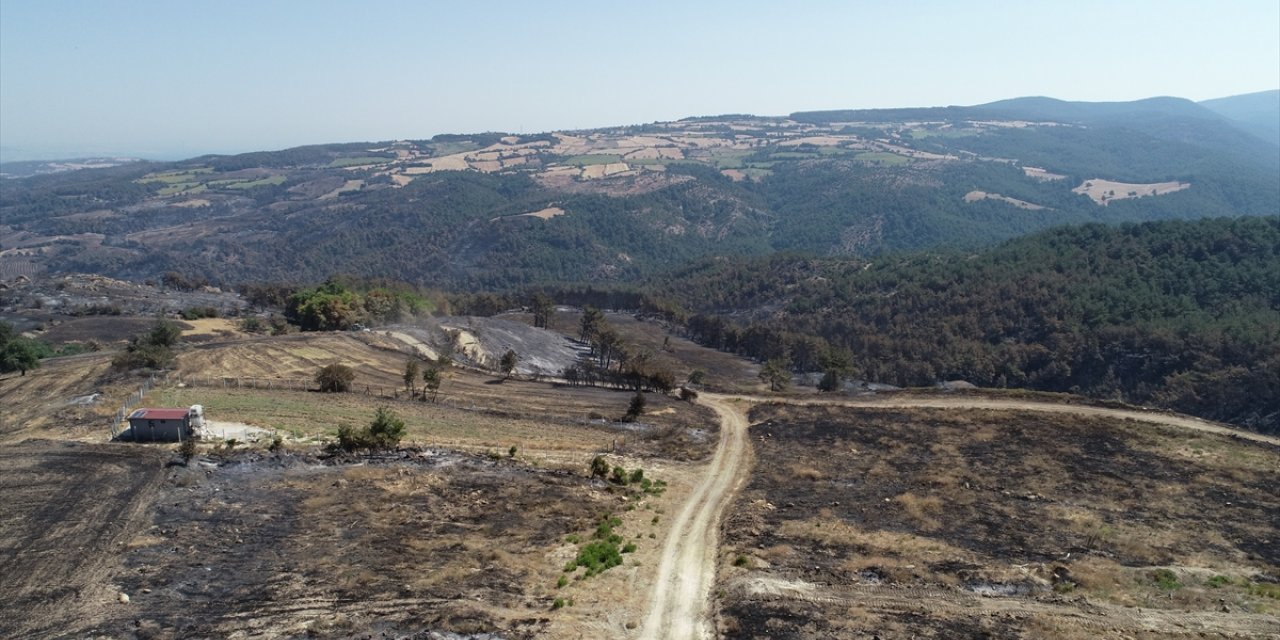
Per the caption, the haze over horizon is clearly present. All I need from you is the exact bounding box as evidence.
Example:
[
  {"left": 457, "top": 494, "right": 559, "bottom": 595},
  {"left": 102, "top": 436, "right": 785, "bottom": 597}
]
[{"left": 2, "top": 0, "right": 1278, "bottom": 161}]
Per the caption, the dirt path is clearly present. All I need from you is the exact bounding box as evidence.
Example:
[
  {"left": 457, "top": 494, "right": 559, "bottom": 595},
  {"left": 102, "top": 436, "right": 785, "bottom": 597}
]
[
  {"left": 635, "top": 391, "right": 1275, "bottom": 639},
  {"left": 638, "top": 393, "right": 752, "bottom": 640},
  {"left": 758, "top": 395, "right": 1280, "bottom": 447}
]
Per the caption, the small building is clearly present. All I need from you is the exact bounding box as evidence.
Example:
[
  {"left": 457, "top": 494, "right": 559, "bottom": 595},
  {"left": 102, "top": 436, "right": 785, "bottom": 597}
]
[{"left": 126, "top": 407, "right": 196, "bottom": 442}]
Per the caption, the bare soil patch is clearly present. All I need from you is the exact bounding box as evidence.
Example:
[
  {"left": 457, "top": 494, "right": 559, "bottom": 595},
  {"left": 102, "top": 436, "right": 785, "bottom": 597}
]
[{"left": 491, "top": 206, "right": 566, "bottom": 223}]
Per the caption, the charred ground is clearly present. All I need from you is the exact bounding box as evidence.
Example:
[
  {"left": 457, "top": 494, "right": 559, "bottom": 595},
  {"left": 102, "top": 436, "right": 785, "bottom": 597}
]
[{"left": 717, "top": 404, "right": 1280, "bottom": 639}]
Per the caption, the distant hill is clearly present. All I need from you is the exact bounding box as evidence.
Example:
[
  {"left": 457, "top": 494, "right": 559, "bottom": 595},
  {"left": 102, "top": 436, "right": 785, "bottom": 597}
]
[
  {"left": 1, "top": 95, "right": 1277, "bottom": 288},
  {"left": 1199, "top": 89, "right": 1280, "bottom": 147}
]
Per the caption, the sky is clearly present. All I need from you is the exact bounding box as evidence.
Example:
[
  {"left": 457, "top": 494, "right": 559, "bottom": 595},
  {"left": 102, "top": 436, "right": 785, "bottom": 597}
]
[{"left": 2, "top": 0, "right": 1278, "bottom": 161}]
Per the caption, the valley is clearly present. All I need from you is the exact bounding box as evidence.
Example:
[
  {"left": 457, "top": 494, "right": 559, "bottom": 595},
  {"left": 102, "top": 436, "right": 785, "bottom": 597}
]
[{"left": 0, "top": 92, "right": 1276, "bottom": 640}]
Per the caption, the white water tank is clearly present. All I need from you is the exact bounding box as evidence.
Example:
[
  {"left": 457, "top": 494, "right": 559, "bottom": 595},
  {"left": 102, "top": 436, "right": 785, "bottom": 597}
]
[{"left": 188, "top": 405, "right": 205, "bottom": 428}]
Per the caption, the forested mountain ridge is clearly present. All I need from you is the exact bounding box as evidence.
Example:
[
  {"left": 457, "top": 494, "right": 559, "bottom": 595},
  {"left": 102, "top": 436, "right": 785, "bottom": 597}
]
[
  {"left": 1199, "top": 89, "right": 1280, "bottom": 147},
  {"left": 648, "top": 217, "right": 1280, "bottom": 434},
  {"left": 1, "top": 95, "right": 1276, "bottom": 288}
]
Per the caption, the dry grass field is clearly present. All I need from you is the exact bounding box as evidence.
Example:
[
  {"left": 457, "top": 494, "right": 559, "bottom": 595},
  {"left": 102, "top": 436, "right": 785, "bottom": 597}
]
[
  {"left": 716, "top": 404, "right": 1280, "bottom": 638},
  {"left": 964, "top": 190, "right": 1047, "bottom": 210},
  {"left": 1073, "top": 179, "right": 1191, "bottom": 205}
]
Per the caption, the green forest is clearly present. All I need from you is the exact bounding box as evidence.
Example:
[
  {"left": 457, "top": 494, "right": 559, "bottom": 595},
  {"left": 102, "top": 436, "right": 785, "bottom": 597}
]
[{"left": 647, "top": 217, "right": 1279, "bottom": 434}]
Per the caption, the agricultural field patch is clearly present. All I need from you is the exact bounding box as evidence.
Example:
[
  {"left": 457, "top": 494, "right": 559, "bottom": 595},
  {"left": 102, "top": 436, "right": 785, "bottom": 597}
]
[
  {"left": 1073, "top": 178, "right": 1191, "bottom": 205},
  {"left": 326, "top": 156, "right": 392, "bottom": 168},
  {"left": 963, "top": 190, "right": 1047, "bottom": 210}
]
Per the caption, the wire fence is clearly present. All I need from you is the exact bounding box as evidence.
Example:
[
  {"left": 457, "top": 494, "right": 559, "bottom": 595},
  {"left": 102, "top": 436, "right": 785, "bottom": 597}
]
[
  {"left": 173, "top": 374, "right": 410, "bottom": 401},
  {"left": 109, "top": 371, "right": 169, "bottom": 439}
]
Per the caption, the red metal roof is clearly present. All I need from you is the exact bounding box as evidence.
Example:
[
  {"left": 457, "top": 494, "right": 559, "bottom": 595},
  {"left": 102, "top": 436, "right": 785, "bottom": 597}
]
[{"left": 129, "top": 408, "right": 190, "bottom": 420}]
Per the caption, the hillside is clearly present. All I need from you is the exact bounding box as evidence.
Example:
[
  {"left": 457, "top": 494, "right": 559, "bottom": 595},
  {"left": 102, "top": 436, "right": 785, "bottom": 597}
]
[
  {"left": 652, "top": 217, "right": 1280, "bottom": 434},
  {"left": 1, "top": 95, "right": 1277, "bottom": 289},
  {"left": 1200, "top": 90, "right": 1280, "bottom": 147}
]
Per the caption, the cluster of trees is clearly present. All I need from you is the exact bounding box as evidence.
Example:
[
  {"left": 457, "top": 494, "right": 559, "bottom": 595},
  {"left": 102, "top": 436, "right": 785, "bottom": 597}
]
[
  {"left": 403, "top": 355, "right": 451, "bottom": 401},
  {"left": 281, "top": 277, "right": 438, "bottom": 331},
  {"left": 658, "top": 218, "right": 1280, "bottom": 433},
  {"left": 0, "top": 322, "right": 42, "bottom": 376},
  {"left": 560, "top": 306, "right": 675, "bottom": 393},
  {"left": 112, "top": 318, "right": 182, "bottom": 370}
]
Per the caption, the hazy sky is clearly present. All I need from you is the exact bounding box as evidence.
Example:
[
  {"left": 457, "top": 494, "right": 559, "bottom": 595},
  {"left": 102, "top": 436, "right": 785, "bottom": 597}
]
[{"left": 2, "top": 0, "right": 1277, "bottom": 160}]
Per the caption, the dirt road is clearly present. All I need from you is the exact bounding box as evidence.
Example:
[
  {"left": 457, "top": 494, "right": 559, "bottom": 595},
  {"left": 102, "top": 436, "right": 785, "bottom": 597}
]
[
  {"left": 636, "top": 390, "right": 1276, "bottom": 639},
  {"left": 638, "top": 393, "right": 752, "bottom": 640},
  {"left": 769, "top": 395, "right": 1280, "bottom": 447}
]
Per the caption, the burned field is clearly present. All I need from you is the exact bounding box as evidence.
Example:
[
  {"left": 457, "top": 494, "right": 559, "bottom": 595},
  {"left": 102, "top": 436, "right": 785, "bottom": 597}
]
[
  {"left": 717, "top": 405, "right": 1280, "bottom": 639},
  {"left": 23, "top": 448, "right": 630, "bottom": 639},
  {"left": 0, "top": 441, "right": 169, "bottom": 638}
]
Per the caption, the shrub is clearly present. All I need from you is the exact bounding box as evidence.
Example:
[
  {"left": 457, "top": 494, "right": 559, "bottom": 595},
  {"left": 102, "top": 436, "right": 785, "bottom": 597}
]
[
  {"left": 622, "top": 543, "right": 637, "bottom": 553},
  {"left": 629, "top": 468, "right": 644, "bottom": 484},
  {"left": 590, "top": 455, "right": 610, "bottom": 479},
  {"left": 178, "top": 437, "right": 197, "bottom": 464},
  {"left": 315, "top": 363, "right": 355, "bottom": 392},
  {"left": 574, "top": 541, "right": 623, "bottom": 576},
  {"left": 818, "top": 369, "right": 842, "bottom": 392},
  {"left": 551, "top": 597, "right": 566, "bottom": 610},
  {"left": 610, "top": 465, "right": 628, "bottom": 485},
  {"left": 367, "top": 407, "right": 406, "bottom": 449},
  {"left": 332, "top": 407, "right": 405, "bottom": 452},
  {"left": 680, "top": 387, "right": 699, "bottom": 402},
  {"left": 238, "top": 316, "right": 266, "bottom": 333},
  {"left": 1152, "top": 568, "right": 1180, "bottom": 590},
  {"left": 623, "top": 391, "right": 646, "bottom": 422},
  {"left": 180, "top": 306, "right": 219, "bottom": 320}
]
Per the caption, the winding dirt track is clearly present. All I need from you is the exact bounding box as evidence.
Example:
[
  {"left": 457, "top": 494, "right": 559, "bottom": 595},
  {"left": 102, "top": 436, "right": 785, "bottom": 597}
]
[
  {"left": 638, "top": 393, "right": 752, "bottom": 640},
  {"left": 636, "top": 392, "right": 1277, "bottom": 639}
]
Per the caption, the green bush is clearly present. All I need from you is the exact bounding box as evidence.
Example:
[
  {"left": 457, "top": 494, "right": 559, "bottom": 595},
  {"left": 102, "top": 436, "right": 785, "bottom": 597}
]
[
  {"left": 180, "top": 306, "right": 219, "bottom": 320},
  {"left": 1152, "top": 568, "right": 1180, "bottom": 590},
  {"left": 331, "top": 407, "right": 405, "bottom": 452},
  {"left": 573, "top": 541, "right": 623, "bottom": 576},
  {"left": 590, "top": 455, "right": 610, "bottom": 479},
  {"left": 315, "top": 363, "right": 355, "bottom": 392}
]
